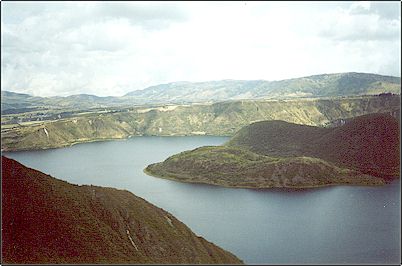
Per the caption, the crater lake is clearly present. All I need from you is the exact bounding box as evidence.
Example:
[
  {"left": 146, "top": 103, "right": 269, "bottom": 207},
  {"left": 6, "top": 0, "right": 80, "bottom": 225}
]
[{"left": 3, "top": 136, "right": 400, "bottom": 264}]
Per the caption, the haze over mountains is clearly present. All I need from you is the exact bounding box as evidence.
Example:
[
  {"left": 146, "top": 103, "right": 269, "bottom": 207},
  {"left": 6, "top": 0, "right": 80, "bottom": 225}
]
[{"left": 2, "top": 72, "right": 400, "bottom": 114}]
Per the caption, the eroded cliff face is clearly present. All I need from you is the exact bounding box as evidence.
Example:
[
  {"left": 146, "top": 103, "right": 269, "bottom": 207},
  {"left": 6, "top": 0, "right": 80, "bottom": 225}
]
[
  {"left": 1, "top": 95, "right": 400, "bottom": 151},
  {"left": 2, "top": 156, "right": 243, "bottom": 264}
]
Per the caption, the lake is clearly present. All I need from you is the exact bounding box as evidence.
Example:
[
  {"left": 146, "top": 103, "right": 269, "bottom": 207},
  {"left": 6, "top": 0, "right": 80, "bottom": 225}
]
[{"left": 3, "top": 136, "right": 401, "bottom": 264}]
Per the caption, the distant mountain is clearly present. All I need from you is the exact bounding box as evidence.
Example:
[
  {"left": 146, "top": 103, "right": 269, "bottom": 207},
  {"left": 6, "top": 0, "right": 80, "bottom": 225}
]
[
  {"left": 1, "top": 91, "right": 133, "bottom": 114},
  {"left": 145, "top": 113, "right": 399, "bottom": 189},
  {"left": 2, "top": 156, "right": 243, "bottom": 264},
  {"left": 1, "top": 91, "right": 49, "bottom": 114},
  {"left": 2, "top": 72, "right": 400, "bottom": 114},
  {"left": 126, "top": 72, "right": 400, "bottom": 103},
  {"left": 125, "top": 80, "right": 266, "bottom": 103}
]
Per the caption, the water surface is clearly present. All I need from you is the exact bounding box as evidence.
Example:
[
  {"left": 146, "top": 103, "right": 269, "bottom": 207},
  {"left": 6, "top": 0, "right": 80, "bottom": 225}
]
[{"left": 3, "top": 136, "right": 400, "bottom": 264}]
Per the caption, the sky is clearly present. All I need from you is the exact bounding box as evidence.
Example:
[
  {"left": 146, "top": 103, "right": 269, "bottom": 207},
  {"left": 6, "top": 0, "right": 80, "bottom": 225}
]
[{"left": 1, "top": 1, "right": 401, "bottom": 97}]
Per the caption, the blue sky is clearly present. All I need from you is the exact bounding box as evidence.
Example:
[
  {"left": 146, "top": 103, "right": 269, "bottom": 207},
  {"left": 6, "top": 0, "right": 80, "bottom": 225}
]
[{"left": 1, "top": 1, "right": 400, "bottom": 97}]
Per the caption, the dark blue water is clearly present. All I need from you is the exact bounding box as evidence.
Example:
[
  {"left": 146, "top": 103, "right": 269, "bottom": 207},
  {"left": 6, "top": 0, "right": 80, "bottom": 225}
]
[{"left": 3, "top": 136, "right": 401, "bottom": 264}]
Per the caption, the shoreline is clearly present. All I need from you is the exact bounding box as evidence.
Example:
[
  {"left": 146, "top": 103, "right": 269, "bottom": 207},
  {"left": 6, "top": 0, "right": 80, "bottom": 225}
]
[
  {"left": 1, "top": 136, "right": 129, "bottom": 153},
  {"left": 143, "top": 167, "right": 388, "bottom": 190},
  {"left": 1, "top": 134, "right": 231, "bottom": 153}
]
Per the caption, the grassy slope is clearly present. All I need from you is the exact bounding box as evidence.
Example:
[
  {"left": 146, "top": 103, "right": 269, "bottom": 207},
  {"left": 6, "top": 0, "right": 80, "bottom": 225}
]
[
  {"left": 144, "top": 113, "right": 399, "bottom": 188},
  {"left": 145, "top": 146, "right": 385, "bottom": 188},
  {"left": 227, "top": 113, "right": 400, "bottom": 179},
  {"left": 2, "top": 156, "right": 243, "bottom": 264},
  {"left": 1, "top": 95, "right": 400, "bottom": 151}
]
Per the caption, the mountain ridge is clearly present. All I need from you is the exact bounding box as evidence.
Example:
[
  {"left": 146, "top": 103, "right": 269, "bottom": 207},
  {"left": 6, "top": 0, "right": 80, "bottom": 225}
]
[
  {"left": 2, "top": 95, "right": 400, "bottom": 152},
  {"left": 126, "top": 72, "right": 400, "bottom": 102},
  {"left": 2, "top": 72, "right": 400, "bottom": 113},
  {"left": 1, "top": 156, "right": 243, "bottom": 264}
]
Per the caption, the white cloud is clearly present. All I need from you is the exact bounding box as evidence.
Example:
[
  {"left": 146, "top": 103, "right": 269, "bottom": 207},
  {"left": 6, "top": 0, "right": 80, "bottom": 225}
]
[
  {"left": 317, "top": 3, "right": 400, "bottom": 41},
  {"left": 1, "top": 1, "right": 400, "bottom": 97}
]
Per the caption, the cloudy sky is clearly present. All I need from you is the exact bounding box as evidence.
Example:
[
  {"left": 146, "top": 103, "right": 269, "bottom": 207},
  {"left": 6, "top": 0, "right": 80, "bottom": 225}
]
[{"left": 1, "top": 1, "right": 400, "bottom": 97}]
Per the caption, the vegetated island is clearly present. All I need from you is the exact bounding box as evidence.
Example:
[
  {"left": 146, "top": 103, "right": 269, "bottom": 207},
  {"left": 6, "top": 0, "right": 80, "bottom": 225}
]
[
  {"left": 145, "top": 113, "right": 400, "bottom": 189},
  {"left": 2, "top": 156, "right": 243, "bottom": 264}
]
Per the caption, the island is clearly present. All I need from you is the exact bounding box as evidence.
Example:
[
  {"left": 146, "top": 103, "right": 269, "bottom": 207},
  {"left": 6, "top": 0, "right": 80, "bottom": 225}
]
[{"left": 145, "top": 113, "right": 400, "bottom": 189}]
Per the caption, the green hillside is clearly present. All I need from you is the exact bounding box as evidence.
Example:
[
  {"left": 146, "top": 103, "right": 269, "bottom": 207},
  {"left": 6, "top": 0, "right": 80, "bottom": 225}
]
[
  {"left": 144, "top": 113, "right": 399, "bottom": 189},
  {"left": 1, "top": 95, "right": 400, "bottom": 151},
  {"left": 145, "top": 146, "right": 384, "bottom": 189},
  {"left": 227, "top": 113, "right": 400, "bottom": 179},
  {"left": 2, "top": 156, "right": 243, "bottom": 264}
]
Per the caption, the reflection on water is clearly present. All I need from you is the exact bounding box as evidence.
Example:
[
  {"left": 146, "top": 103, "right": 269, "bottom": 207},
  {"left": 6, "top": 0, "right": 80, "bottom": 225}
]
[{"left": 3, "top": 136, "right": 400, "bottom": 264}]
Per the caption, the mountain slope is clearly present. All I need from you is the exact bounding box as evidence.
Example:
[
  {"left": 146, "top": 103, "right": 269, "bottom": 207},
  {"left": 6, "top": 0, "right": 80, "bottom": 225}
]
[
  {"left": 126, "top": 72, "right": 400, "bottom": 103},
  {"left": 2, "top": 72, "right": 400, "bottom": 114},
  {"left": 2, "top": 95, "right": 400, "bottom": 152},
  {"left": 1, "top": 156, "right": 243, "bottom": 264},
  {"left": 227, "top": 113, "right": 400, "bottom": 179},
  {"left": 1, "top": 91, "right": 136, "bottom": 114},
  {"left": 145, "top": 113, "right": 399, "bottom": 189}
]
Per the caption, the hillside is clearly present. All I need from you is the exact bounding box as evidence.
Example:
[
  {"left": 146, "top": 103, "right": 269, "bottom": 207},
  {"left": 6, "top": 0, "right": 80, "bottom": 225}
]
[
  {"left": 1, "top": 95, "right": 400, "bottom": 152},
  {"left": 227, "top": 113, "right": 400, "bottom": 179},
  {"left": 125, "top": 72, "right": 400, "bottom": 103},
  {"left": 2, "top": 72, "right": 400, "bottom": 114},
  {"left": 145, "top": 146, "right": 385, "bottom": 189},
  {"left": 1, "top": 156, "right": 243, "bottom": 264},
  {"left": 144, "top": 113, "right": 399, "bottom": 189},
  {"left": 1, "top": 91, "right": 134, "bottom": 115}
]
